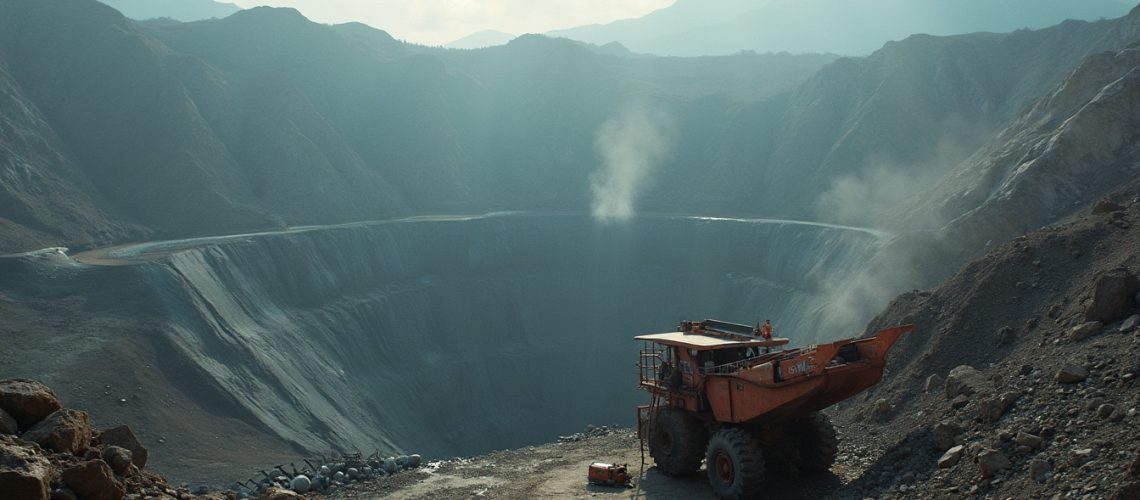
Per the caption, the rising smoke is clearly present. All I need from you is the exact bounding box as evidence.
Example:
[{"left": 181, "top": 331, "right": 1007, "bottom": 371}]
[{"left": 589, "top": 103, "right": 674, "bottom": 223}]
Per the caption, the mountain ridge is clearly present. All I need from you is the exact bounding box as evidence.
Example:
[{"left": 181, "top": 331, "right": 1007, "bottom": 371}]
[
  {"left": 550, "top": 0, "right": 1137, "bottom": 56},
  {"left": 96, "top": 0, "right": 240, "bottom": 22}
]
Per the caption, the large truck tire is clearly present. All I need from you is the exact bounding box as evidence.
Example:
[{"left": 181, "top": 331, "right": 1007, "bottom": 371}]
[
  {"left": 705, "top": 427, "right": 765, "bottom": 499},
  {"left": 789, "top": 412, "right": 839, "bottom": 474},
  {"left": 648, "top": 407, "right": 707, "bottom": 477},
  {"left": 763, "top": 412, "right": 839, "bottom": 476}
]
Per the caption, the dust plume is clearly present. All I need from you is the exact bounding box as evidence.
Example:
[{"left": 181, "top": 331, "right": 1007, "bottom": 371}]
[
  {"left": 589, "top": 104, "right": 674, "bottom": 223},
  {"left": 810, "top": 128, "right": 988, "bottom": 338}
]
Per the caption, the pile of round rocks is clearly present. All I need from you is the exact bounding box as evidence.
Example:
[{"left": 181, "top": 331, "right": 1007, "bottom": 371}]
[
  {"left": 557, "top": 424, "right": 619, "bottom": 443},
  {"left": 234, "top": 453, "right": 422, "bottom": 498}
]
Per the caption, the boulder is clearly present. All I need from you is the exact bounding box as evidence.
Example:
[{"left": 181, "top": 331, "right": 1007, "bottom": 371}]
[
  {"left": 1091, "top": 199, "right": 1124, "bottom": 214},
  {"left": 977, "top": 448, "right": 1011, "bottom": 478},
  {"left": 61, "top": 460, "right": 123, "bottom": 500},
  {"left": 0, "top": 469, "right": 50, "bottom": 500},
  {"left": 260, "top": 487, "right": 301, "bottom": 500},
  {"left": 95, "top": 426, "right": 147, "bottom": 469},
  {"left": 1121, "top": 314, "right": 1140, "bottom": 332},
  {"left": 945, "top": 365, "right": 990, "bottom": 399},
  {"left": 1086, "top": 269, "right": 1139, "bottom": 323},
  {"left": 1071, "top": 448, "right": 1096, "bottom": 467},
  {"left": 978, "top": 391, "right": 1021, "bottom": 424},
  {"left": 99, "top": 446, "right": 132, "bottom": 476},
  {"left": 1070, "top": 321, "right": 1104, "bottom": 342},
  {"left": 950, "top": 394, "right": 970, "bottom": 409},
  {"left": 1097, "top": 404, "right": 1117, "bottom": 419},
  {"left": 924, "top": 374, "right": 943, "bottom": 392},
  {"left": 290, "top": 475, "right": 311, "bottom": 494},
  {"left": 407, "top": 454, "right": 422, "bottom": 468},
  {"left": 1016, "top": 431, "right": 1043, "bottom": 450},
  {"left": 938, "top": 445, "right": 964, "bottom": 468},
  {"left": 873, "top": 399, "right": 893, "bottom": 415},
  {"left": 22, "top": 409, "right": 91, "bottom": 454},
  {"left": 932, "top": 422, "right": 962, "bottom": 451},
  {"left": 0, "top": 379, "right": 62, "bottom": 430},
  {"left": 0, "top": 438, "right": 53, "bottom": 500},
  {"left": 996, "top": 325, "right": 1015, "bottom": 345},
  {"left": 0, "top": 408, "right": 17, "bottom": 435},
  {"left": 1056, "top": 365, "right": 1089, "bottom": 384}
]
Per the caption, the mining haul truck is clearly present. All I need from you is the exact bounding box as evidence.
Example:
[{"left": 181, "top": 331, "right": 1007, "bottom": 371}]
[{"left": 636, "top": 319, "right": 912, "bottom": 499}]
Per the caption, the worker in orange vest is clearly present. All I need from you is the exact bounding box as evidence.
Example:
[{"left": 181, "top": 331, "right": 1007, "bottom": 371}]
[{"left": 761, "top": 320, "right": 772, "bottom": 339}]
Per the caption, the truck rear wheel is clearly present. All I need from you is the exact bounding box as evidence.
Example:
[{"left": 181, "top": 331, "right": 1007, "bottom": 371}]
[
  {"left": 786, "top": 412, "right": 838, "bottom": 474},
  {"left": 705, "top": 428, "right": 765, "bottom": 499},
  {"left": 648, "top": 407, "right": 706, "bottom": 477}
]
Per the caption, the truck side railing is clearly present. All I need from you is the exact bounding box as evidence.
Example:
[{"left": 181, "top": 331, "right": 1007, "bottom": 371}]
[
  {"left": 701, "top": 351, "right": 782, "bottom": 375},
  {"left": 638, "top": 343, "right": 665, "bottom": 388}
]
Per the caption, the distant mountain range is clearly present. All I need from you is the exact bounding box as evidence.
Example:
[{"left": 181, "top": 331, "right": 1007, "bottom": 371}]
[
  {"left": 445, "top": 30, "right": 516, "bottom": 50},
  {"left": 2, "top": 0, "right": 1140, "bottom": 263},
  {"left": 97, "top": 0, "right": 240, "bottom": 21},
  {"left": 549, "top": 0, "right": 1137, "bottom": 56}
]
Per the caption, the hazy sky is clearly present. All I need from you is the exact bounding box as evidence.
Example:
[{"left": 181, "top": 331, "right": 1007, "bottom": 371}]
[{"left": 229, "top": 0, "right": 675, "bottom": 45}]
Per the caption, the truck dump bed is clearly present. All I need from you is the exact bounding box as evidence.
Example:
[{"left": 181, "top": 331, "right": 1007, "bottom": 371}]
[{"left": 638, "top": 324, "right": 912, "bottom": 423}]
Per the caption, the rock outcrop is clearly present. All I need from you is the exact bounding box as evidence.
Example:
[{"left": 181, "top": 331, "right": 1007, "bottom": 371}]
[
  {"left": 0, "top": 379, "right": 217, "bottom": 500},
  {"left": 0, "top": 379, "right": 62, "bottom": 430}
]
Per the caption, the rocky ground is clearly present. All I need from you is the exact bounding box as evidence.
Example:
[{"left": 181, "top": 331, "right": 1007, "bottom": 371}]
[
  {"left": 827, "top": 198, "right": 1140, "bottom": 500},
  {"left": 0, "top": 378, "right": 232, "bottom": 500},
  {"left": 304, "top": 426, "right": 859, "bottom": 500}
]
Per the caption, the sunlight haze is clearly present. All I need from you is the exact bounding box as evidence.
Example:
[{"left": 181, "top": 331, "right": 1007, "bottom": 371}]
[{"left": 229, "top": 0, "right": 676, "bottom": 45}]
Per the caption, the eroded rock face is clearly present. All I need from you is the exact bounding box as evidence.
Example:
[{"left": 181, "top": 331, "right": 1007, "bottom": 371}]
[
  {"left": 95, "top": 426, "right": 147, "bottom": 469},
  {"left": 62, "top": 460, "right": 123, "bottom": 500},
  {"left": 0, "top": 436, "right": 53, "bottom": 500},
  {"left": 1086, "top": 269, "right": 1139, "bottom": 323},
  {"left": 0, "top": 379, "right": 62, "bottom": 430},
  {"left": 22, "top": 409, "right": 92, "bottom": 455}
]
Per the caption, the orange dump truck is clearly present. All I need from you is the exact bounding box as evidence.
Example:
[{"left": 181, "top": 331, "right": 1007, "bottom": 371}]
[{"left": 636, "top": 319, "right": 912, "bottom": 499}]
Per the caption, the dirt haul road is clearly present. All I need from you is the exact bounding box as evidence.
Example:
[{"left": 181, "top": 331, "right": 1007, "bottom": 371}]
[{"left": 314, "top": 429, "right": 859, "bottom": 499}]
